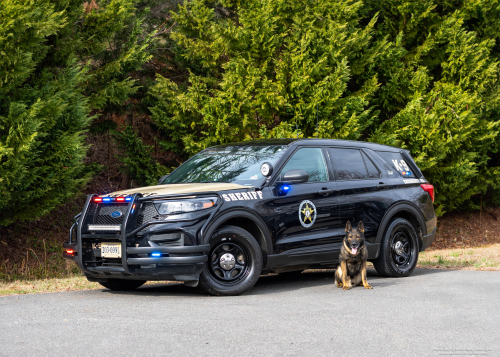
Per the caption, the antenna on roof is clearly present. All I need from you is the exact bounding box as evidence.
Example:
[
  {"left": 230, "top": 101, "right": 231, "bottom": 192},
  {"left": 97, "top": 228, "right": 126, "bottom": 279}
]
[
  {"left": 316, "top": 103, "right": 319, "bottom": 138},
  {"left": 296, "top": 122, "right": 298, "bottom": 139}
]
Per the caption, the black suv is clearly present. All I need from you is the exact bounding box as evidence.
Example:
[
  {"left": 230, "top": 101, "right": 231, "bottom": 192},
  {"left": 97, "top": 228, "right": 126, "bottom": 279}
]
[{"left": 64, "top": 139, "right": 436, "bottom": 295}]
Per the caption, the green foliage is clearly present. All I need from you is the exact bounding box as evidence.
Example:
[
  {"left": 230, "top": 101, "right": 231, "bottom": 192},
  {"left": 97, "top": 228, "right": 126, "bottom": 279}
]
[
  {"left": 149, "top": 0, "right": 500, "bottom": 215},
  {"left": 362, "top": 3, "right": 500, "bottom": 214},
  {"left": 113, "top": 125, "right": 169, "bottom": 186},
  {"left": 2, "top": 0, "right": 500, "bottom": 222},
  {"left": 150, "top": 0, "right": 385, "bottom": 155},
  {"left": 0, "top": 0, "right": 156, "bottom": 225}
]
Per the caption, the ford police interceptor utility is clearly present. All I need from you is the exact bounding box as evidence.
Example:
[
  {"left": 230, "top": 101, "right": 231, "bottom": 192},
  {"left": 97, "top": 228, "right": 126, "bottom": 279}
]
[{"left": 64, "top": 139, "right": 436, "bottom": 296}]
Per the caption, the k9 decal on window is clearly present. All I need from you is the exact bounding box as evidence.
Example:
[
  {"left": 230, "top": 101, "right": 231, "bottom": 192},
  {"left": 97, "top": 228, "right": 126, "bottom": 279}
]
[
  {"left": 375, "top": 151, "right": 417, "bottom": 178},
  {"left": 222, "top": 191, "right": 263, "bottom": 201}
]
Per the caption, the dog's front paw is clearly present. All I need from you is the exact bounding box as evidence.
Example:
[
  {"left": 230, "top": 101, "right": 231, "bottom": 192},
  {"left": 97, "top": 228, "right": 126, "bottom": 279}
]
[
  {"left": 336, "top": 282, "right": 343, "bottom": 288},
  {"left": 364, "top": 284, "right": 372, "bottom": 289},
  {"left": 342, "top": 285, "right": 350, "bottom": 290}
]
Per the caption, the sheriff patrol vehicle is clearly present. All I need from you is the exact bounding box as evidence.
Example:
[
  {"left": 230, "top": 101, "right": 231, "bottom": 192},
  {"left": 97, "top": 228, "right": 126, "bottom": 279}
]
[{"left": 64, "top": 139, "right": 436, "bottom": 295}]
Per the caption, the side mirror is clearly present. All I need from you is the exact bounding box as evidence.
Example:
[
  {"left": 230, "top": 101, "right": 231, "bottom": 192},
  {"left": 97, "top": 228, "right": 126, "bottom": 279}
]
[
  {"left": 158, "top": 174, "right": 170, "bottom": 185},
  {"left": 282, "top": 169, "right": 309, "bottom": 184}
]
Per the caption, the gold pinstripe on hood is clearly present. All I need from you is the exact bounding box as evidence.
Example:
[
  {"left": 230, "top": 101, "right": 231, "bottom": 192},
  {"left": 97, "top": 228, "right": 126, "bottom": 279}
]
[{"left": 100, "top": 183, "right": 252, "bottom": 197}]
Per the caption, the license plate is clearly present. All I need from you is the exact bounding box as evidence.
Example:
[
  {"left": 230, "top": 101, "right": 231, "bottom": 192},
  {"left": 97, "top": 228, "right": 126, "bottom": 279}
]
[{"left": 101, "top": 243, "right": 121, "bottom": 258}]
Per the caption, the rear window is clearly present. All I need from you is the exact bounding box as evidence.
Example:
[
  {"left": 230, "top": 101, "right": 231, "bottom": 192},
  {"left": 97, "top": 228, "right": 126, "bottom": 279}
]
[
  {"left": 375, "top": 151, "right": 416, "bottom": 178},
  {"left": 329, "top": 148, "right": 380, "bottom": 180}
]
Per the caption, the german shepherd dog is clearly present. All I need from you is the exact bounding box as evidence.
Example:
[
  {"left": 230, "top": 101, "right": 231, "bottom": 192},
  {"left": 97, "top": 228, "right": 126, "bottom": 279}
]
[{"left": 335, "top": 221, "right": 372, "bottom": 290}]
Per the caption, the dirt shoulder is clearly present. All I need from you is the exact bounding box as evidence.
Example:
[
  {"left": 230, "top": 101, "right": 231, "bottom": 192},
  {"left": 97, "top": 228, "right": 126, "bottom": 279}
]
[{"left": 418, "top": 244, "right": 500, "bottom": 271}]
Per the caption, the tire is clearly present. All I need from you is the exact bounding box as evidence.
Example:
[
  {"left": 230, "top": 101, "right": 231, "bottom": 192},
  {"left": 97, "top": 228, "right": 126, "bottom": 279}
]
[
  {"left": 199, "top": 225, "right": 263, "bottom": 296},
  {"left": 373, "top": 218, "right": 419, "bottom": 277},
  {"left": 99, "top": 279, "right": 146, "bottom": 291}
]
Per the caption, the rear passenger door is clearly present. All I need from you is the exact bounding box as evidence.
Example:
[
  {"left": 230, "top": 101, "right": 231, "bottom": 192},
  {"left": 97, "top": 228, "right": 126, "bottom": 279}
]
[{"left": 328, "top": 147, "right": 394, "bottom": 245}]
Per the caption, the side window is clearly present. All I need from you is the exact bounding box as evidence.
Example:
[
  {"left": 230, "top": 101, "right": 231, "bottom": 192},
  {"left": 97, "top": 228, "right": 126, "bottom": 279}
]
[
  {"left": 374, "top": 151, "right": 416, "bottom": 178},
  {"left": 280, "top": 148, "right": 328, "bottom": 182},
  {"left": 329, "top": 148, "right": 375, "bottom": 180},
  {"left": 362, "top": 152, "right": 380, "bottom": 179}
]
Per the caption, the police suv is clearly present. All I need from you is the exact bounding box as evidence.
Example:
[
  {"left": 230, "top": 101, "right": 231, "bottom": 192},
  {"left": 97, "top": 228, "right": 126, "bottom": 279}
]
[{"left": 64, "top": 139, "right": 436, "bottom": 295}]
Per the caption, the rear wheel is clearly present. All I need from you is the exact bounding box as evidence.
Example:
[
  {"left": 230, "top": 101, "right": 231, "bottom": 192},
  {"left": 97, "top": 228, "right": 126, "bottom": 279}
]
[
  {"left": 199, "top": 225, "right": 263, "bottom": 296},
  {"left": 373, "top": 218, "right": 419, "bottom": 277},
  {"left": 99, "top": 279, "right": 146, "bottom": 291}
]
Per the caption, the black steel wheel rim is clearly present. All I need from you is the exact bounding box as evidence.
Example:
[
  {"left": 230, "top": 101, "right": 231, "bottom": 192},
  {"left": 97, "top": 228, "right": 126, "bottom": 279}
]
[
  {"left": 390, "top": 230, "right": 414, "bottom": 269},
  {"left": 209, "top": 241, "right": 251, "bottom": 285}
]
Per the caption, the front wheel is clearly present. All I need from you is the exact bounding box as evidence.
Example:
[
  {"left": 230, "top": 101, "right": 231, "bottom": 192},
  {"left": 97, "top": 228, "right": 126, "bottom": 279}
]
[
  {"left": 99, "top": 279, "right": 146, "bottom": 291},
  {"left": 199, "top": 225, "right": 263, "bottom": 296},
  {"left": 372, "top": 218, "right": 419, "bottom": 277}
]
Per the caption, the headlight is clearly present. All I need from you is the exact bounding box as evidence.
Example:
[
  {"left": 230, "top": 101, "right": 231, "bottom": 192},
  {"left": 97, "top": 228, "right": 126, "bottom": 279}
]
[{"left": 154, "top": 197, "right": 218, "bottom": 215}]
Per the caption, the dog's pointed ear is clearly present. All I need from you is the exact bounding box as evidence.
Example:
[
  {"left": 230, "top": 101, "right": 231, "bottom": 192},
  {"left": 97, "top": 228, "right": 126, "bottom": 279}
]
[
  {"left": 357, "top": 221, "right": 365, "bottom": 233},
  {"left": 345, "top": 220, "right": 352, "bottom": 233}
]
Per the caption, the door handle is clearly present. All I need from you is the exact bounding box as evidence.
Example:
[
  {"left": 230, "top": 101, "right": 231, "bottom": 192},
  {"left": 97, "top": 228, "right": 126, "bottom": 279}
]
[
  {"left": 377, "top": 182, "right": 390, "bottom": 189},
  {"left": 319, "top": 188, "right": 334, "bottom": 196}
]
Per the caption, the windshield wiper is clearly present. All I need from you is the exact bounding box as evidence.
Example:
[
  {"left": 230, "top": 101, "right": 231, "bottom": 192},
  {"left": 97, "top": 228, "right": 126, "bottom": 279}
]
[{"left": 193, "top": 181, "right": 229, "bottom": 183}]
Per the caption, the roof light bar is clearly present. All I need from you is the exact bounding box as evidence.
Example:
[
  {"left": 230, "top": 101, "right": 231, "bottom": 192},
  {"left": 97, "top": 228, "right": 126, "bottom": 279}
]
[{"left": 93, "top": 196, "right": 131, "bottom": 203}]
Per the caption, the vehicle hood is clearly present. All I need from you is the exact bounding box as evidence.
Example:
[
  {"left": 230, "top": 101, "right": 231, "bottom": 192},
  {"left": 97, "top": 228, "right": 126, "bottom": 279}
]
[{"left": 101, "top": 183, "right": 252, "bottom": 197}]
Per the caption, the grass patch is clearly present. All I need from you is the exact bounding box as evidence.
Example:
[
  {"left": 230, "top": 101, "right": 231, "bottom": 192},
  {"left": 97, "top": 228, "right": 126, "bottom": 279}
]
[
  {"left": 0, "top": 275, "right": 100, "bottom": 296},
  {"left": 418, "top": 244, "right": 500, "bottom": 270}
]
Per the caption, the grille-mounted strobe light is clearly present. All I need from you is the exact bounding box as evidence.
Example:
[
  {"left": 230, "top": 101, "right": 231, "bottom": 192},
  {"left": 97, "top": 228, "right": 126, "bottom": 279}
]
[{"left": 88, "top": 225, "right": 121, "bottom": 231}]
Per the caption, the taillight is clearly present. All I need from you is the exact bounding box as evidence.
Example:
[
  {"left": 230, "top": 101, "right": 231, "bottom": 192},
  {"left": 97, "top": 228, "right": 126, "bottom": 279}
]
[
  {"left": 420, "top": 184, "right": 434, "bottom": 202},
  {"left": 65, "top": 249, "right": 74, "bottom": 255}
]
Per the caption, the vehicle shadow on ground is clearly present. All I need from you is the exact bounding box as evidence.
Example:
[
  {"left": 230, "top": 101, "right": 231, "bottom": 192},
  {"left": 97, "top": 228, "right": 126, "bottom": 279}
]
[{"left": 102, "top": 268, "right": 448, "bottom": 297}]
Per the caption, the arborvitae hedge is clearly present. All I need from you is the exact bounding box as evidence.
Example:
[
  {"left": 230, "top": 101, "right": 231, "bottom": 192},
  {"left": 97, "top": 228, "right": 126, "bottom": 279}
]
[
  {"left": 149, "top": 0, "right": 500, "bottom": 215},
  {"left": 0, "top": 0, "right": 154, "bottom": 225},
  {"left": 1, "top": 0, "right": 499, "bottom": 223}
]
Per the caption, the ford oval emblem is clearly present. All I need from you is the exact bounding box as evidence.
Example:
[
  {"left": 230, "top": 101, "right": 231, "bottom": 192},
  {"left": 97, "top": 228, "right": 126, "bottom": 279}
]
[{"left": 110, "top": 211, "right": 122, "bottom": 218}]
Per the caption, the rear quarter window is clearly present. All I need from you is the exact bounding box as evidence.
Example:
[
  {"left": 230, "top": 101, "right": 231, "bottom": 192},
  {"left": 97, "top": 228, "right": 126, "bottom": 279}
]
[{"left": 374, "top": 151, "right": 416, "bottom": 178}]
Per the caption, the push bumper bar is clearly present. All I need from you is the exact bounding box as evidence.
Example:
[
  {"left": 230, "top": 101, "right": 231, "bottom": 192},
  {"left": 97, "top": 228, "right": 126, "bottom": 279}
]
[{"left": 64, "top": 192, "right": 219, "bottom": 281}]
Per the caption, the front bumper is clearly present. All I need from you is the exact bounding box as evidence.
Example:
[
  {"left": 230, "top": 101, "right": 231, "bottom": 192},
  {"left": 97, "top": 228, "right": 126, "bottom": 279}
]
[
  {"left": 64, "top": 193, "right": 218, "bottom": 282},
  {"left": 64, "top": 241, "right": 209, "bottom": 281}
]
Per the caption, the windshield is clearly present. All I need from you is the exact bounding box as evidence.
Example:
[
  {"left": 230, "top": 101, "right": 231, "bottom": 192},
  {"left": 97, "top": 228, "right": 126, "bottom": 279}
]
[{"left": 163, "top": 145, "right": 288, "bottom": 186}]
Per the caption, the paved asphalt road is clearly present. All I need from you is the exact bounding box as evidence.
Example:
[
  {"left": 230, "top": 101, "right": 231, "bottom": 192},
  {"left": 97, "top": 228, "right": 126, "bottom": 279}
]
[{"left": 0, "top": 268, "right": 499, "bottom": 357}]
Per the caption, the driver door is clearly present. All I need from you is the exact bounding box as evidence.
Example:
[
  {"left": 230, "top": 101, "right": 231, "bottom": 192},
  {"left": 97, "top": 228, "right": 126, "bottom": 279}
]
[{"left": 271, "top": 147, "right": 341, "bottom": 265}]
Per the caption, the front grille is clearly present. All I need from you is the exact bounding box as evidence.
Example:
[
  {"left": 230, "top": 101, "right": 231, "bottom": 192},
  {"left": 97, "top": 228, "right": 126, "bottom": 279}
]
[
  {"left": 136, "top": 202, "right": 159, "bottom": 227},
  {"left": 94, "top": 204, "right": 128, "bottom": 225}
]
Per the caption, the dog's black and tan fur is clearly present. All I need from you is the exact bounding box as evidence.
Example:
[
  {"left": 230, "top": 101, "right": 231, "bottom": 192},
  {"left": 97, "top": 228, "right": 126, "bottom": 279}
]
[{"left": 335, "top": 221, "right": 372, "bottom": 290}]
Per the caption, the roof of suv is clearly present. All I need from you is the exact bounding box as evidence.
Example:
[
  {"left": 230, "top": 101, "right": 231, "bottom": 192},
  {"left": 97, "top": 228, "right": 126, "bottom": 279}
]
[{"left": 214, "top": 138, "right": 402, "bottom": 152}]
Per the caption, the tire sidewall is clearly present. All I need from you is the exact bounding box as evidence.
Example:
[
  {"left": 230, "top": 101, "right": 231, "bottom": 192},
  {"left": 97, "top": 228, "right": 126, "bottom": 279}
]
[
  {"left": 199, "top": 225, "right": 263, "bottom": 296},
  {"left": 379, "top": 218, "right": 419, "bottom": 277}
]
